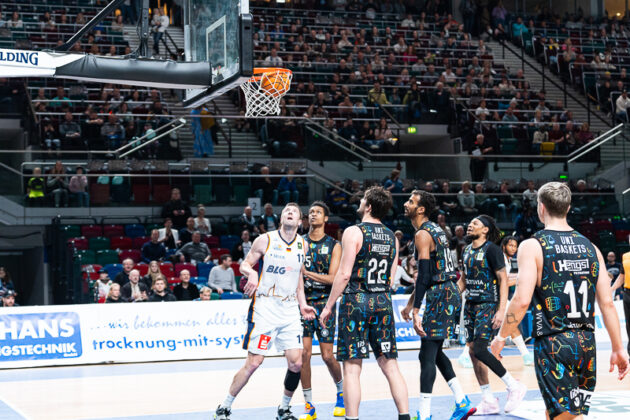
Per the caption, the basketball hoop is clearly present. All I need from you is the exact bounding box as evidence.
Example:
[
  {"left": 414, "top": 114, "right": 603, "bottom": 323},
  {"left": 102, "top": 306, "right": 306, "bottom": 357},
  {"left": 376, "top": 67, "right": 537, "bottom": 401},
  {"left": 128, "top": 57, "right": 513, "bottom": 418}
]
[{"left": 240, "top": 67, "right": 293, "bottom": 117}]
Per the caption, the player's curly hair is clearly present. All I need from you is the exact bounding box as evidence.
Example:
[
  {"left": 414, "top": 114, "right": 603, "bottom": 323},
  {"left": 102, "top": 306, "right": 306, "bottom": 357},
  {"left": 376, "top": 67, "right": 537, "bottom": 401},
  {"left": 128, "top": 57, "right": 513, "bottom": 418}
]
[
  {"left": 364, "top": 186, "right": 392, "bottom": 220},
  {"left": 411, "top": 189, "right": 436, "bottom": 216}
]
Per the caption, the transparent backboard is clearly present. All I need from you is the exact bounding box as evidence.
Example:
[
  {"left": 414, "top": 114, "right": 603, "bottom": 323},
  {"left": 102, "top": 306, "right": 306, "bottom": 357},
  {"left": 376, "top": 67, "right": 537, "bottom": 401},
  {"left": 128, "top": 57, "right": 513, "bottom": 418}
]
[{"left": 183, "top": 0, "right": 252, "bottom": 107}]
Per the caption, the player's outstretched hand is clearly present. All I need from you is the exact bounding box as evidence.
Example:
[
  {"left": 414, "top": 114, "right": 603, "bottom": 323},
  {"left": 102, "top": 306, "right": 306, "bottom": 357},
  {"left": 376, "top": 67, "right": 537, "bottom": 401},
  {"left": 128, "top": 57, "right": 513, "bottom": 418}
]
[
  {"left": 609, "top": 349, "right": 630, "bottom": 380},
  {"left": 490, "top": 338, "right": 505, "bottom": 360},
  {"left": 492, "top": 311, "right": 504, "bottom": 330},
  {"left": 301, "top": 304, "right": 317, "bottom": 321},
  {"left": 320, "top": 306, "right": 332, "bottom": 324},
  {"left": 412, "top": 314, "right": 426, "bottom": 337},
  {"left": 243, "top": 272, "right": 259, "bottom": 297},
  {"left": 401, "top": 304, "right": 412, "bottom": 322}
]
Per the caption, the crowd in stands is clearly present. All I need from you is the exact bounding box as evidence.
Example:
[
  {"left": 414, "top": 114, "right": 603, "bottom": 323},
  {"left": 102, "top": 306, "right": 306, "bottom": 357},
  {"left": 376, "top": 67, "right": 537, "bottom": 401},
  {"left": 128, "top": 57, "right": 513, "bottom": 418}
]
[{"left": 0, "top": 266, "right": 18, "bottom": 307}]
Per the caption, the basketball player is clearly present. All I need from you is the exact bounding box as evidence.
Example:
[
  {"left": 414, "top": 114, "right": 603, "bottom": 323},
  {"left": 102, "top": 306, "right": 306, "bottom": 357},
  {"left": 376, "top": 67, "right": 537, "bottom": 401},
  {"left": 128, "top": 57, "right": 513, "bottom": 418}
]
[
  {"left": 400, "top": 190, "right": 476, "bottom": 420},
  {"left": 461, "top": 215, "right": 526, "bottom": 415},
  {"left": 320, "top": 186, "right": 411, "bottom": 420},
  {"left": 214, "top": 203, "right": 316, "bottom": 420},
  {"left": 491, "top": 182, "right": 630, "bottom": 419},
  {"left": 299, "top": 201, "right": 345, "bottom": 420}
]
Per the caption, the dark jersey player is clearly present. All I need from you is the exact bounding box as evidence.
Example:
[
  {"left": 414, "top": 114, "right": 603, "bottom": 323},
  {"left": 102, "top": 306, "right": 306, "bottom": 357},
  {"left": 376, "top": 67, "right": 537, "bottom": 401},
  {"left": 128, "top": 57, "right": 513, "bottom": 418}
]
[
  {"left": 492, "top": 182, "right": 629, "bottom": 419},
  {"left": 320, "top": 186, "right": 410, "bottom": 420},
  {"left": 461, "top": 215, "right": 526, "bottom": 415},
  {"left": 300, "top": 201, "right": 345, "bottom": 420},
  {"left": 400, "top": 190, "right": 475, "bottom": 420}
]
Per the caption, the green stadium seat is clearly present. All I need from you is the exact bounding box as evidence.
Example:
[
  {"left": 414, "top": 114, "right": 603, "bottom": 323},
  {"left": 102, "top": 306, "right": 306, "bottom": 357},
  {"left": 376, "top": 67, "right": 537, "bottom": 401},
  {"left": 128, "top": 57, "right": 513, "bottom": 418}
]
[
  {"left": 61, "top": 225, "right": 81, "bottom": 239},
  {"left": 496, "top": 126, "right": 513, "bottom": 140},
  {"left": 501, "top": 138, "right": 518, "bottom": 154},
  {"left": 233, "top": 185, "right": 250, "bottom": 205},
  {"left": 96, "top": 249, "right": 120, "bottom": 266},
  {"left": 89, "top": 236, "right": 111, "bottom": 251},
  {"left": 194, "top": 184, "right": 213, "bottom": 204},
  {"left": 211, "top": 292, "right": 220, "bottom": 300},
  {"left": 75, "top": 250, "right": 96, "bottom": 265}
]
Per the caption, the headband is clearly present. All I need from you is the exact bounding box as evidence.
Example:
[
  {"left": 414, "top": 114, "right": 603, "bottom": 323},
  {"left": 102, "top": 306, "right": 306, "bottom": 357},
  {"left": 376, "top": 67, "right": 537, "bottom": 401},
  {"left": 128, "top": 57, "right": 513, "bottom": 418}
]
[{"left": 476, "top": 215, "right": 493, "bottom": 229}]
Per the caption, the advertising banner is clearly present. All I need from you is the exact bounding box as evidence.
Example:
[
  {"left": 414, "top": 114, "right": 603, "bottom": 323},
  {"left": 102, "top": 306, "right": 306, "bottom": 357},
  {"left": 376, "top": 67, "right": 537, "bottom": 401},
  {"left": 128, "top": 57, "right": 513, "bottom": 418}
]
[{"left": 1, "top": 296, "right": 622, "bottom": 368}]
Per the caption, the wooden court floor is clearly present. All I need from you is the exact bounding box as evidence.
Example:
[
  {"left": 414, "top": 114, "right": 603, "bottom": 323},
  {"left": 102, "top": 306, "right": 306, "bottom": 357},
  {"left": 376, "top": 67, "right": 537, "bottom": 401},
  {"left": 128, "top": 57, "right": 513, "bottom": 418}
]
[{"left": 0, "top": 347, "right": 628, "bottom": 419}]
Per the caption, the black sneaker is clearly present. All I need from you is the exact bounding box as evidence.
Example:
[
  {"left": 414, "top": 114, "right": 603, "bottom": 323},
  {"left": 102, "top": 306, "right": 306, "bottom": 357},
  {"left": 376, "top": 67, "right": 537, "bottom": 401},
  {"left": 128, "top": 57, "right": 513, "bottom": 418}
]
[
  {"left": 276, "top": 406, "right": 297, "bottom": 420},
  {"left": 214, "top": 405, "right": 231, "bottom": 419}
]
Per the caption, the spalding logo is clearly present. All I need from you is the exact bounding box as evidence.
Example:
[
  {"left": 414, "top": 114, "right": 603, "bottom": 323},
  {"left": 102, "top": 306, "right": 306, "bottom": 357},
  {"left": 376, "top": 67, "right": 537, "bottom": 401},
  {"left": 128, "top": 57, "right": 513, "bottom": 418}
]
[{"left": 0, "top": 51, "right": 39, "bottom": 66}]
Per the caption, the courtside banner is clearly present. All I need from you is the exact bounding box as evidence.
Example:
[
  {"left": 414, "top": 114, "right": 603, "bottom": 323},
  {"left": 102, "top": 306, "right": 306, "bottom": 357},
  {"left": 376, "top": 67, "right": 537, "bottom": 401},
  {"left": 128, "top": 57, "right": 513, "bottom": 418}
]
[{"left": 0, "top": 296, "right": 422, "bottom": 368}]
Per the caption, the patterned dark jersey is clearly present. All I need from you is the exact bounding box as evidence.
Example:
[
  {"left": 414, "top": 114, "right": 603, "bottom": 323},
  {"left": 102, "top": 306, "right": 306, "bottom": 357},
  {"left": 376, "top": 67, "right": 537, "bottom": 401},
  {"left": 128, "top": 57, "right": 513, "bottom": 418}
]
[
  {"left": 303, "top": 233, "right": 338, "bottom": 301},
  {"left": 532, "top": 230, "right": 599, "bottom": 338},
  {"left": 462, "top": 241, "right": 505, "bottom": 303},
  {"left": 345, "top": 222, "right": 396, "bottom": 294},
  {"left": 414, "top": 221, "right": 458, "bottom": 284}
]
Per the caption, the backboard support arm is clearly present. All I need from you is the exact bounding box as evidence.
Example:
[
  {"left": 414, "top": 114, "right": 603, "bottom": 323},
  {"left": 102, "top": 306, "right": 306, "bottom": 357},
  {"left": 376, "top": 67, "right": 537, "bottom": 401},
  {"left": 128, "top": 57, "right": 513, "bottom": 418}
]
[{"left": 55, "top": 0, "right": 125, "bottom": 52}]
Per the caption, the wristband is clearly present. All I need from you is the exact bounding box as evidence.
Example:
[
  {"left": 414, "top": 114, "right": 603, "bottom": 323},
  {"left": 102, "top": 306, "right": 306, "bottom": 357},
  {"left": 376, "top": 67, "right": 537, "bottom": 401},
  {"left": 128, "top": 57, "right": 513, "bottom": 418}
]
[{"left": 496, "top": 334, "right": 507, "bottom": 342}]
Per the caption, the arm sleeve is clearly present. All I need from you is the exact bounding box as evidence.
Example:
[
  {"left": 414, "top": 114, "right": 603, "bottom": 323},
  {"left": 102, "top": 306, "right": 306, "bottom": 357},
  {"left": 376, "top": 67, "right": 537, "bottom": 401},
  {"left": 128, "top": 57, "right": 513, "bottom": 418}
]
[
  {"left": 486, "top": 243, "right": 506, "bottom": 272},
  {"left": 413, "top": 259, "right": 432, "bottom": 309}
]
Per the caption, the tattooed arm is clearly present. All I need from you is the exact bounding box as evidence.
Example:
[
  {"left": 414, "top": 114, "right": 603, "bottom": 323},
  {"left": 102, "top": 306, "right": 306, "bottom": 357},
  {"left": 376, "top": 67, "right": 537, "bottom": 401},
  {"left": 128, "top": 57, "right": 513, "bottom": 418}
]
[{"left": 491, "top": 238, "right": 540, "bottom": 357}]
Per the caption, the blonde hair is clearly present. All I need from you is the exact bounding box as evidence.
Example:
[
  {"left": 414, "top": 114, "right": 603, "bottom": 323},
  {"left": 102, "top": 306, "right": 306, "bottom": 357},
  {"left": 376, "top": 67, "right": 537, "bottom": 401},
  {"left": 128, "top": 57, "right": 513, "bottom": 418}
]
[
  {"left": 147, "top": 261, "right": 163, "bottom": 284},
  {"left": 107, "top": 283, "right": 120, "bottom": 299},
  {"left": 538, "top": 182, "right": 571, "bottom": 217},
  {"left": 152, "top": 274, "right": 167, "bottom": 290}
]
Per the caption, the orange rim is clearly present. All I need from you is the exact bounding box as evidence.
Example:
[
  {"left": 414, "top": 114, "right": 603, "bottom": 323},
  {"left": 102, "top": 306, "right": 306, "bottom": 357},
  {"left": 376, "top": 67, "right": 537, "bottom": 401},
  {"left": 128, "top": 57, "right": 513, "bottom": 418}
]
[{"left": 248, "top": 67, "right": 292, "bottom": 82}]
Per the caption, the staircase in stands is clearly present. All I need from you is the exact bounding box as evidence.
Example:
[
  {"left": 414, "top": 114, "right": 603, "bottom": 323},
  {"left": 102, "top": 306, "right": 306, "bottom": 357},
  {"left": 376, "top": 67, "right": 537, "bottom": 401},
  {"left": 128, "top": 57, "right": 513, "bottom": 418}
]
[
  {"left": 122, "top": 25, "right": 270, "bottom": 159},
  {"left": 486, "top": 39, "right": 630, "bottom": 170}
]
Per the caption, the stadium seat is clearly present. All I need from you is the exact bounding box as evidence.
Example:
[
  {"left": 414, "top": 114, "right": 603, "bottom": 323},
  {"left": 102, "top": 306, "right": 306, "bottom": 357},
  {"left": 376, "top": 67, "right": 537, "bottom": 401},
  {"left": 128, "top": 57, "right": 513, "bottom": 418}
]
[
  {"left": 136, "top": 263, "right": 149, "bottom": 276},
  {"left": 125, "top": 224, "right": 147, "bottom": 238},
  {"left": 68, "top": 237, "right": 88, "bottom": 250},
  {"left": 395, "top": 287, "right": 407, "bottom": 294},
  {"left": 211, "top": 248, "right": 231, "bottom": 260},
  {"left": 88, "top": 236, "right": 111, "bottom": 251},
  {"left": 233, "top": 185, "right": 250, "bottom": 205},
  {"left": 190, "top": 277, "right": 207, "bottom": 287},
  {"left": 221, "top": 292, "right": 243, "bottom": 299},
  {"left": 119, "top": 249, "right": 142, "bottom": 263},
  {"left": 103, "top": 224, "right": 125, "bottom": 238},
  {"left": 75, "top": 249, "right": 96, "bottom": 264},
  {"left": 96, "top": 249, "right": 120, "bottom": 266},
  {"left": 211, "top": 292, "right": 220, "bottom": 300},
  {"left": 175, "top": 263, "right": 198, "bottom": 277},
  {"left": 81, "top": 224, "right": 103, "bottom": 238},
  {"left": 204, "top": 235, "right": 220, "bottom": 248},
  {"left": 132, "top": 184, "right": 151, "bottom": 204},
  {"left": 599, "top": 231, "right": 616, "bottom": 252},
  {"left": 167, "top": 277, "right": 180, "bottom": 285},
  {"left": 615, "top": 230, "right": 630, "bottom": 243},
  {"left": 81, "top": 264, "right": 102, "bottom": 274},
  {"left": 61, "top": 225, "right": 81, "bottom": 239},
  {"left": 220, "top": 235, "right": 240, "bottom": 251},
  {"left": 152, "top": 184, "right": 171, "bottom": 203},
  {"left": 196, "top": 262, "right": 214, "bottom": 279},
  {"left": 110, "top": 236, "right": 133, "bottom": 250},
  {"left": 496, "top": 126, "right": 513, "bottom": 140},
  {"left": 231, "top": 262, "right": 242, "bottom": 276},
  {"left": 132, "top": 236, "right": 150, "bottom": 249},
  {"left": 103, "top": 263, "right": 123, "bottom": 279},
  {"left": 160, "top": 262, "right": 175, "bottom": 277},
  {"left": 145, "top": 223, "right": 162, "bottom": 232},
  {"left": 501, "top": 138, "right": 518, "bottom": 154},
  {"left": 90, "top": 184, "right": 110, "bottom": 205},
  {"left": 165, "top": 248, "right": 177, "bottom": 259},
  {"left": 540, "top": 142, "right": 555, "bottom": 156},
  {"left": 194, "top": 184, "right": 213, "bottom": 203}
]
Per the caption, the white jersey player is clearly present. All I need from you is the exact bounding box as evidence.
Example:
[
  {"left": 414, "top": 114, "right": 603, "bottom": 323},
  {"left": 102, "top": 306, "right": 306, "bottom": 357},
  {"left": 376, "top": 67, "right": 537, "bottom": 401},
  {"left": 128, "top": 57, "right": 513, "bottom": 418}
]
[{"left": 215, "top": 203, "right": 316, "bottom": 420}]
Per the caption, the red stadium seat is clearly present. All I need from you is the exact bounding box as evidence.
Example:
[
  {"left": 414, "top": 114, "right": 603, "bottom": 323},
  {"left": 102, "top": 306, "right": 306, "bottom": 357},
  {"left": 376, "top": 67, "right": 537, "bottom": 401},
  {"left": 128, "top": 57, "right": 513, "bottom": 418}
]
[
  {"left": 132, "top": 184, "right": 150, "bottom": 204},
  {"left": 68, "top": 237, "right": 88, "bottom": 250},
  {"left": 231, "top": 262, "right": 242, "bottom": 276},
  {"left": 152, "top": 184, "right": 172, "bottom": 203},
  {"left": 136, "top": 263, "right": 149, "bottom": 276},
  {"left": 211, "top": 248, "right": 231, "bottom": 260},
  {"left": 90, "top": 184, "right": 110, "bottom": 205},
  {"left": 132, "top": 236, "right": 150, "bottom": 249},
  {"left": 175, "top": 263, "right": 198, "bottom": 277},
  {"left": 110, "top": 236, "right": 133, "bottom": 250},
  {"left": 204, "top": 235, "right": 220, "bottom": 248},
  {"left": 615, "top": 230, "right": 630, "bottom": 243},
  {"left": 103, "top": 224, "right": 125, "bottom": 238},
  {"left": 81, "top": 264, "right": 102, "bottom": 273},
  {"left": 160, "top": 262, "right": 175, "bottom": 277},
  {"left": 119, "top": 249, "right": 142, "bottom": 263},
  {"left": 81, "top": 224, "right": 103, "bottom": 238},
  {"left": 167, "top": 277, "right": 180, "bottom": 285}
]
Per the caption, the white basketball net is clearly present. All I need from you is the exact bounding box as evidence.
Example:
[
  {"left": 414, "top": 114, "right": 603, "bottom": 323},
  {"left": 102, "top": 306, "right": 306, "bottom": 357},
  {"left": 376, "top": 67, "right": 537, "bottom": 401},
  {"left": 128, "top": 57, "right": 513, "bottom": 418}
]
[{"left": 240, "top": 69, "right": 292, "bottom": 117}]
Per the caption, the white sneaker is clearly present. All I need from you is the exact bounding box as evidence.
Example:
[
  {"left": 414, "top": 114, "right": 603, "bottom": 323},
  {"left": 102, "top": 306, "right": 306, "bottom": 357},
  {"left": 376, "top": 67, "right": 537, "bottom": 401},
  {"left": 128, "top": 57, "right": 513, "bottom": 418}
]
[
  {"left": 473, "top": 397, "right": 499, "bottom": 415},
  {"left": 458, "top": 351, "right": 473, "bottom": 368},
  {"left": 504, "top": 381, "right": 527, "bottom": 413},
  {"left": 522, "top": 352, "right": 534, "bottom": 366}
]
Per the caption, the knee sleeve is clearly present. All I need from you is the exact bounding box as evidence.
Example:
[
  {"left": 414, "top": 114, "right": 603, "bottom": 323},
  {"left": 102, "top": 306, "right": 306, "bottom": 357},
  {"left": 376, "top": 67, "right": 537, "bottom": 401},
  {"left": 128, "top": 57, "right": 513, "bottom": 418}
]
[
  {"left": 435, "top": 347, "right": 456, "bottom": 382},
  {"left": 284, "top": 369, "right": 301, "bottom": 392},
  {"left": 419, "top": 340, "right": 441, "bottom": 393},
  {"left": 472, "top": 340, "right": 506, "bottom": 377}
]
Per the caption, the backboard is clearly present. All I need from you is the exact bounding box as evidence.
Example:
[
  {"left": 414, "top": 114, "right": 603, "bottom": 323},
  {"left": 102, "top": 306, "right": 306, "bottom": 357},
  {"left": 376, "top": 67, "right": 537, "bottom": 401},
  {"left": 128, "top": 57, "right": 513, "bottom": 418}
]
[{"left": 183, "top": 0, "right": 253, "bottom": 107}]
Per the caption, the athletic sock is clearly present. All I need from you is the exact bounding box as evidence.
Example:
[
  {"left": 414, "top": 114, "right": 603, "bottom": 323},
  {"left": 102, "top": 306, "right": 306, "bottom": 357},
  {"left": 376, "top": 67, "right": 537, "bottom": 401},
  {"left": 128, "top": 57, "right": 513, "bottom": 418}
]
[
  {"left": 335, "top": 379, "right": 343, "bottom": 394},
  {"left": 447, "top": 378, "right": 465, "bottom": 404},
  {"left": 480, "top": 384, "right": 494, "bottom": 400},
  {"left": 419, "top": 393, "right": 432, "bottom": 420},
  {"left": 280, "top": 394, "right": 292, "bottom": 410},
  {"left": 222, "top": 394, "right": 235, "bottom": 409},
  {"left": 501, "top": 372, "right": 519, "bottom": 390},
  {"left": 303, "top": 388, "right": 312, "bottom": 403},
  {"left": 512, "top": 335, "right": 530, "bottom": 356}
]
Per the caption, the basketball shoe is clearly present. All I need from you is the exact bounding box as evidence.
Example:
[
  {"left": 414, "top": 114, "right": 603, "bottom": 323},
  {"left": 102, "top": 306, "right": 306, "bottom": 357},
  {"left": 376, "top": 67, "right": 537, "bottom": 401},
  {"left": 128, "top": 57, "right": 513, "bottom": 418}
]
[
  {"left": 214, "top": 405, "right": 231, "bottom": 420},
  {"left": 449, "top": 396, "right": 476, "bottom": 420},
  {"left": 298, "top": 402, "right": 316, "bottom": 420},
  {"left": 277, "top": 406, "right": 298, "bottom": 420},
  {"left": 333, "top": 392, "right": 345, "bottom": 417}
]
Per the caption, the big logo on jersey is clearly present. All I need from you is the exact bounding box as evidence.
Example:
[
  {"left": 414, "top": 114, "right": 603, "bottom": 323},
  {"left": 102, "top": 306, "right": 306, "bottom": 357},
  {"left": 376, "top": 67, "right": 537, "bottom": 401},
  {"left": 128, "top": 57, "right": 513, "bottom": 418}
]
[{"left": 266, "top": 265, "right": 286, "bottom": 275}]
